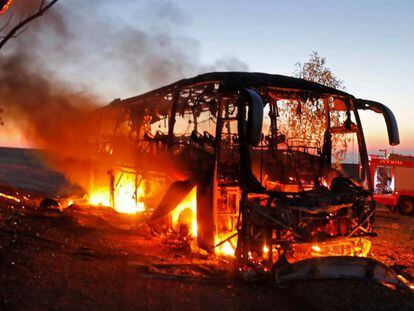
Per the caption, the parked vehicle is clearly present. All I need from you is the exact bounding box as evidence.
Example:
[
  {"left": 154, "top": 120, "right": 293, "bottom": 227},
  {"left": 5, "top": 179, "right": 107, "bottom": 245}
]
[{"left": 370, "top": 154, "right": 414, "bottom": 215}]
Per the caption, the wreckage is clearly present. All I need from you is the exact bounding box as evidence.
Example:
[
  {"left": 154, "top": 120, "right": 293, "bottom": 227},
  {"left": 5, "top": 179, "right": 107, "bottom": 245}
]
[{"left": 88, "top": 72, "right": 402, "bottom": 279}]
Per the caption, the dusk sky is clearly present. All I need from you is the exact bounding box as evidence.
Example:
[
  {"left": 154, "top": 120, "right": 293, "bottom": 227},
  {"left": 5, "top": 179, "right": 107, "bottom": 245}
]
[{"left": 1, "top": 0, "right": 413, "bottom": 154}]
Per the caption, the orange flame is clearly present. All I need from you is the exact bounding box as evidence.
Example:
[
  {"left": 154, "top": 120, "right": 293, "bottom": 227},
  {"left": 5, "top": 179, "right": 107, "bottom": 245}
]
[
  {"left": 218, "top": 241, "right": 236, "bottom": 257},
  {"left": 170, "top": 187, "right": 197, "bottom": 237},
  {"left": 113, "top": 172, "right": 146, "bottom": 214},
  {"left": 89, "top": 170, "right": 146, "bottom": 214},
  {"left": 215, "top": 236, "right": 236, "bottom": 257},
  {"left": 89, "top": 187, "right": 110, "bottom": 207}
]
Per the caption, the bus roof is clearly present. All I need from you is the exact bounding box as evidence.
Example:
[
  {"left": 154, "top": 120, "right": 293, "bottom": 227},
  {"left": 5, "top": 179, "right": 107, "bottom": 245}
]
[{"left": 116, "top": 71, "right": 351, "bottom": 106}]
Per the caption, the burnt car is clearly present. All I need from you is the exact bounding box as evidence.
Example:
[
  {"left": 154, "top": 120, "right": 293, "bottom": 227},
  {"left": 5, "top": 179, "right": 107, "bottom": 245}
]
[{"left": 89, "top": 72, "right": 399, "bottom": 271}]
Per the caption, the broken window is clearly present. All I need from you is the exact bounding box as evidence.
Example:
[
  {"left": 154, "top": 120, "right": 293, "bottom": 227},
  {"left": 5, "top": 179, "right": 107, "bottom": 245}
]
[{"left": 374, "top": 166, "right": 394, "bottom": 194}]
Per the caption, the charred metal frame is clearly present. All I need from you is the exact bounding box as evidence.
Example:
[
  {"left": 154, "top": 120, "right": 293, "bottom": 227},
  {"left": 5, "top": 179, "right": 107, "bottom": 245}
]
[{"left": 91, "top": 72, "right": 399, "bottom": 268}]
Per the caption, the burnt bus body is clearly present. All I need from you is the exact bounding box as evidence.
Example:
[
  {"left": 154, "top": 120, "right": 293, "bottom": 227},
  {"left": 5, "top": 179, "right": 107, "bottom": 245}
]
[{"left": 92, "top": 72, "right": 399, "bottom": 268}]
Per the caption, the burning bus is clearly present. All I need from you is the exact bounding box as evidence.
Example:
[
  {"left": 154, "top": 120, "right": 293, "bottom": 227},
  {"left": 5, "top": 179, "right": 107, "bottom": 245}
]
[{"left": 88, "top": 72, "right": 399, "bottom": 269}]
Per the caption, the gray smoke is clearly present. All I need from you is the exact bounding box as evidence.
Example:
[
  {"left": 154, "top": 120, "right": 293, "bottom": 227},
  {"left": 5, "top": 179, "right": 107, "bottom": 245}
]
[
  {"left": 0, "top": 0, "right": 248, "bottom": 188},
  {"left": 2, "top": 1, "right": 248, "bottom": 98}
]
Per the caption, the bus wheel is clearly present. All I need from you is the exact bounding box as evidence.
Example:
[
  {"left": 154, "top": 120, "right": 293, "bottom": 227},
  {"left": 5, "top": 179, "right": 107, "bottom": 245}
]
[{"left": 398, "top": 198, "right": 414, "bottom": 215}]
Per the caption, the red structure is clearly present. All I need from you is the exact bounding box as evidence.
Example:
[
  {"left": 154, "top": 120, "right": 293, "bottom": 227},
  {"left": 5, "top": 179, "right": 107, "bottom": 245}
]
[{"left": 370, "top": 154, "right": 414, "bottom": 215}]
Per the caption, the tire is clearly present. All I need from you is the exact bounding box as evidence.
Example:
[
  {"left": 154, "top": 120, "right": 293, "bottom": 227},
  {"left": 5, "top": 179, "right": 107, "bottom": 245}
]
[{"left": 397, "top": 198, "right": 414, "bottom": 215}]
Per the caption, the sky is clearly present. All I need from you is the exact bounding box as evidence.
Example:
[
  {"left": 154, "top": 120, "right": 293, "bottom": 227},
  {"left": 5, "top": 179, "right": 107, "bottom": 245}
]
[
  {"left": 0, "top": 0, "right": 413, "bottom": 155},
  {"left": 180, "top": 0, "right": 414, "bottom": 155}
]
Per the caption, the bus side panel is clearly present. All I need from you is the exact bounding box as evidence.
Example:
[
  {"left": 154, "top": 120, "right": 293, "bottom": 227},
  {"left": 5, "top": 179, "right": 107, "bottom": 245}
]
[{"left": 196, "top": 178, "right": 215, "bottom": 252}]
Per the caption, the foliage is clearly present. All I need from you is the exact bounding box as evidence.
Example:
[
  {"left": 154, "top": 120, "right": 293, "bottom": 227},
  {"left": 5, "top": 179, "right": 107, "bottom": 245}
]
[
  {"left": 278, "top": 51, "right": 351, "bottom": 164},
  {"left": 294, "top": 51, "right": 344, "bottom": 90}
]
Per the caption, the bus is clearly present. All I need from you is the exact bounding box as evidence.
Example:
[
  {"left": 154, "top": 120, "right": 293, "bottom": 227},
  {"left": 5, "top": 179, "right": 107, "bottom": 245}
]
[{"left": 89, "top": 72, "right": 400, "bottom": 270}]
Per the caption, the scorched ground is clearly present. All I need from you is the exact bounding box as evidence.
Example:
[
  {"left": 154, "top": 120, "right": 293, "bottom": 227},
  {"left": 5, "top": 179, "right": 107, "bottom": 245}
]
[{"left": 0, "top": 184, "right": 413, "bottom": 310}]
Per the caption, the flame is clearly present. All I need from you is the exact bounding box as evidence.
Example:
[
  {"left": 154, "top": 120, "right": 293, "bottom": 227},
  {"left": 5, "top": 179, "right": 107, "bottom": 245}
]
[
  {"left": 301, "top": 238, "right": 371, "bottom": 259},
  {"left": 321, "top": 177, "right": 328, "bottom": 187},
  {"left": 113, "top": 173, "right": 146, "bottom": 214},
  {"left": 88, "top": 171, "right": 147, "bottom": 214},
  {"left": 217, "top": 241, "right": 235, "bottom": 257},
  {"left": 312, "top": 245, "right": 321, "bottom": 252},
  {"left": 89, "top": 187, "right": 110, "bottom": 207},
  {"left": 215, "top": 234, "right": 237, "bottom": 257},
  {"left": 170, "top": 187, "right": 197, "bottom": 237}
]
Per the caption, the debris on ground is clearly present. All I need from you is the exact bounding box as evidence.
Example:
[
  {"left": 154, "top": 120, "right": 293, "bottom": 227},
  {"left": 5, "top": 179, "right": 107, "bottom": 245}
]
[{"left": 0, "top": 185, "right": 413, "bottom": 310}]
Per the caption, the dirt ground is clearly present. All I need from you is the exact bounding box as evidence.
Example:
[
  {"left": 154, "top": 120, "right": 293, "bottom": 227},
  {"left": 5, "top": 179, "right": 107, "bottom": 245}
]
[
  {"left": 0, "top": 187, "right": 413, "bottom": 311},
  {"left": 0, "top": 147, "right": 413, "bottom": 310},
  {"left": 372, "top": 207, "right": 414, "bottom": 279}
]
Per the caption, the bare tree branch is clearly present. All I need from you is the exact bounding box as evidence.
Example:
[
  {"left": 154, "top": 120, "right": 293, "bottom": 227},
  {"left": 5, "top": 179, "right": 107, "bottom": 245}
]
[
  {"left": 13, "top": 25, "right": 29, "bottom": 38},
  {"left": 0, "top": 0, "right": 60, "bottom": 50},
  {"left": 0, "top": 13, "right": 13, "bottom": 32}
]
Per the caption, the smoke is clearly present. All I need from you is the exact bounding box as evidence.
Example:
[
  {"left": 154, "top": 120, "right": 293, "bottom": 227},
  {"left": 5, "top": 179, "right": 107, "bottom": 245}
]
[
  {"left": 0, "top": 49, "right": 99, "bottom": 189},
  {"left": 0, "top": 0, "right": 248, "bottom": 192}
]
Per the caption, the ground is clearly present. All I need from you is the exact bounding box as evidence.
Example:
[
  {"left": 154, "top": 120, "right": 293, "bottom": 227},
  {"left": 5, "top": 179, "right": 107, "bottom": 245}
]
[
  {"left": 0, "top": 147, "right": 413, "bottom": 310},
  {"left": 372, "top": 208, "right": 414, "bottom": 278}
]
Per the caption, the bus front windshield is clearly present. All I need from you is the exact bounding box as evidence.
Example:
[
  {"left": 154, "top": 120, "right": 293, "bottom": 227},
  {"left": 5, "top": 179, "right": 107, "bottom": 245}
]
[{"left": 249, "top": 92, "right": 366, "bottom": 193}]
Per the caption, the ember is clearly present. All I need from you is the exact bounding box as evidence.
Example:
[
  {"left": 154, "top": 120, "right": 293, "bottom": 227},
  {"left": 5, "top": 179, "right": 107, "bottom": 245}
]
[{"left": 0, "top": 191, "right": 21, "bottom": 203}]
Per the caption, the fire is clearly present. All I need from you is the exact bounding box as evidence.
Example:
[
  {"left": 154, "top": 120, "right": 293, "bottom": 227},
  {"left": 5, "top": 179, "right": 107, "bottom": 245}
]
[
  {"left": 215, "top": 234, "right": 237, "bottom": 257},
  {"left": 295, "top": 238, "right": 372, "bottom": 260},
  {"left": 88, "top": 170, "right": 147, "bottom": 214},
  {"left": 170, "top": 187, "right": 197, "bottom": 237},
  {"left": 312, "top": 245, "right": 321, "bottom": 252},
  {"left": 89, "top": 188, "right": 110, "bottom": 207},
  {"left": 113, "top": 172, "right": 146, "bottom": 214},
  {"left": 217, "top": 241, "right": 235, "bottom": 257}
]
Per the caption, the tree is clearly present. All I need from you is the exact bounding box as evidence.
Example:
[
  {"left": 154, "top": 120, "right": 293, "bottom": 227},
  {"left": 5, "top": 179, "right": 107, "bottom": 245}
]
[
  {"left": 294, "top": 51, "right": 351, "bottom": 164},
  {"left": 0, "top": 0, "right": 60, "bottom": 50},
  {"left": 294, "top": 51, "right": 344, "bottom": 89},
  {"left": 276, "top": 51, "right": 345, "bottom": 144}
]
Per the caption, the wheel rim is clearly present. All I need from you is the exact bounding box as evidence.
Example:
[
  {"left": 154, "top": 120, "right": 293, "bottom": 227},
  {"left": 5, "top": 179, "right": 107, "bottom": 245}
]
[{"left": 399, "top": 199, "right": 414, "bottom": 214}]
